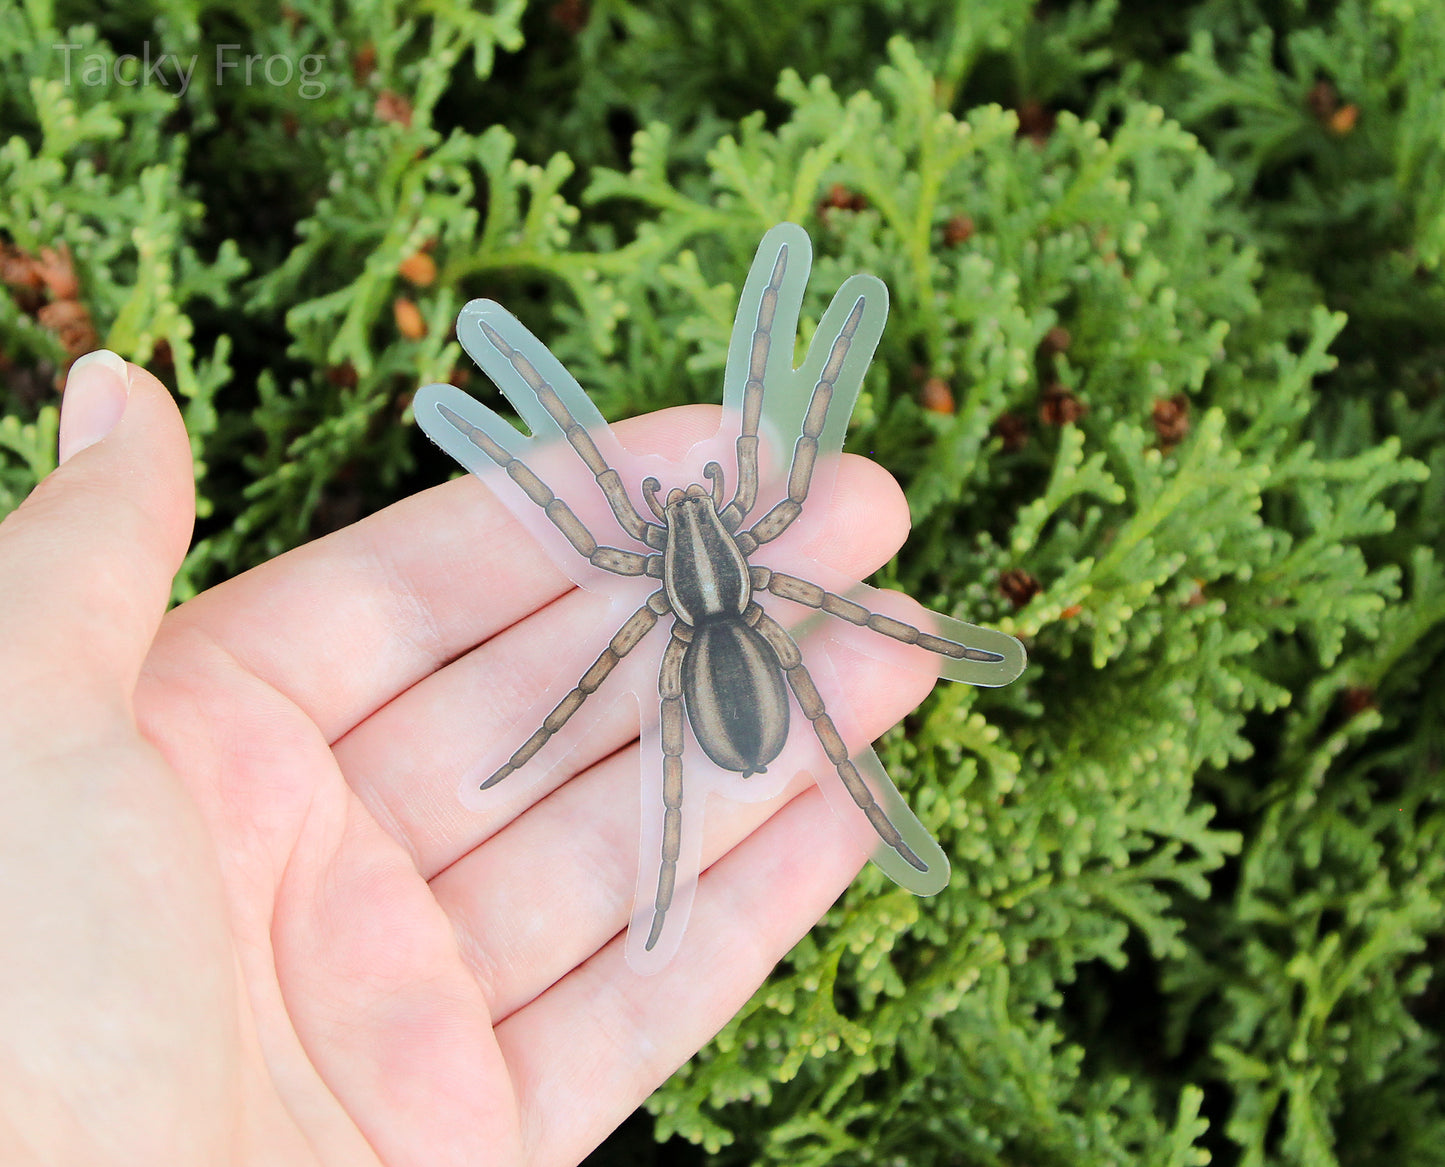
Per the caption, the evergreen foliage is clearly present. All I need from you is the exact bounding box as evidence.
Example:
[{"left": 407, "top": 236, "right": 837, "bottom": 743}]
[{"left": 1, "top": 1, "right": 1441, "bottom": 1163}]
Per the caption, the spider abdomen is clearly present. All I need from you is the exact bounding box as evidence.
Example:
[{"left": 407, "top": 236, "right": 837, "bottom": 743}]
[{"left": 682, "top": 621, "right": 789, "bottom": 777}]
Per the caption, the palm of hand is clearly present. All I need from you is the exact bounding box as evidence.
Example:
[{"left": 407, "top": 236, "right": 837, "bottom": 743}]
[{"left": 3, "top": 374, "right": 933, "bottom": 1166}]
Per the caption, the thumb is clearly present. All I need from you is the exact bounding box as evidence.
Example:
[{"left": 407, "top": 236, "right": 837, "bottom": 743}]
[{"left": 0, "top": 350, "right": 195, "bottom": 711}]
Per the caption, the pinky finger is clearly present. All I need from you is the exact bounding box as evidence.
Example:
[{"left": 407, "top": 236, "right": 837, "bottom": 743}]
[{"left": 493, "top": 786, "right": 868, "bottom": 1167}]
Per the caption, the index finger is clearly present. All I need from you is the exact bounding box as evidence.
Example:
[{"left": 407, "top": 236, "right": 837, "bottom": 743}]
[{"left": 151, "top": 405, "right": 907, "bottom": 743}]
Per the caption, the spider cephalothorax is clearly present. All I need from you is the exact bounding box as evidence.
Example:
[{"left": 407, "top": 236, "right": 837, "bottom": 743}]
[{"left": 416, "top": 223, "right": 1025, "bottom": 972}]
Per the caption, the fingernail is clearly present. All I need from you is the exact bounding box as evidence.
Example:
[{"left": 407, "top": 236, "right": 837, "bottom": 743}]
[{"left": 58, "top": 349, "right": 131, "bottom": 465}]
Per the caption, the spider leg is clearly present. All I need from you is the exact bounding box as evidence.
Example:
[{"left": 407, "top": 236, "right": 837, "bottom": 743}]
[
  {"left": 719, "top": 243, "right": 789, "bottom": 531},
  {"left": 743, "top": 296, "right": 868, "bottom": 550},
  {"left": 748, "top": 610, "right": 928, "bottom": 872},
  {"left": 753, "top": 567, "right": 1007, "bottom": 663},
  {"left": 480, "top": 590, "right": 671, "bottom": 789},
  {"left": 475, "top": 319, "right": 666, "bottom": 550},
  {"left": 645, "top": 628, "right": 690, "bottom": 950},
  {"left": 436, "top": 403, "right": 663, "bottom": 579}
]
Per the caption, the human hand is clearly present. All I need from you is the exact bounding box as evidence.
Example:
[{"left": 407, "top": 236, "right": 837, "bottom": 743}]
[{"left": 0, "top": 352, "right": 936, "bottom": 1165}]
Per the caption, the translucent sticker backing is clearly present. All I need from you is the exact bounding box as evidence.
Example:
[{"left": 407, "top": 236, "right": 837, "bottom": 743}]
[{"left": 414, "top": 223, "right": 1026, "bottom": 974}]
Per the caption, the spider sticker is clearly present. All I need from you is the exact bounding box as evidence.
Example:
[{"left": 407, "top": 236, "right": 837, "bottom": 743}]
[{"left": 415, "top": 223, "right": 1026, "bottom": 974}]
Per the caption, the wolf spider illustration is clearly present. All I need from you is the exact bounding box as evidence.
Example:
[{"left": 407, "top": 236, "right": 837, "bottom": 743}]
[{"left": 415, "top": 224, "right": 1025, "bottom": 972}]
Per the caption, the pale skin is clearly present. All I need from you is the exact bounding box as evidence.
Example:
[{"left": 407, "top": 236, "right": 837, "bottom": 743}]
[{"left": 0, "top": 356, "right": 939, "bottom": 1166}]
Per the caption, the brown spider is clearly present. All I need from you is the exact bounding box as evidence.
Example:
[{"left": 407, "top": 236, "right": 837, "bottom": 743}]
[{"left": 415, "top": 224, "right": 1025, "bottom": 972}]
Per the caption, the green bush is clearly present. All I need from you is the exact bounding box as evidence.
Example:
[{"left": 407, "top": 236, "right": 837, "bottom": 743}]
[{"left": 2, "top": 1, "right": 1442, "bottom": 1164}]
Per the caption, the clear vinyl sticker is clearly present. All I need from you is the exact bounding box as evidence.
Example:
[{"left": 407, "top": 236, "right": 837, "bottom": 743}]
[{"left": 414, "top": 223, "right": 1026, "bottom": 974}]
